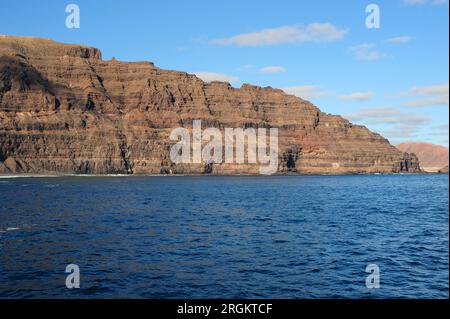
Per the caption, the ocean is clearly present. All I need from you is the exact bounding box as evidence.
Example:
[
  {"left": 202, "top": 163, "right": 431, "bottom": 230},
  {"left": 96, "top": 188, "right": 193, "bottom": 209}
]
[{"left": 0, "top": 174, "right": 448, "bottom": 298}]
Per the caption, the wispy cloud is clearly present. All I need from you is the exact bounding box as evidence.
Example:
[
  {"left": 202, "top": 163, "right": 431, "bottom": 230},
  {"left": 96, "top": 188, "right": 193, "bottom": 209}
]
[
  {"left": 409, "top": 83, "right": 449, "bottom": 95},
  {"left": 339, "top": 91, "right": 374, "bottom": 102},
  {"left": 401, "top": 83, "right": 449, "bottom": 107},
  {"left": 426, "top": 125, "right": 450, "bottom": 146},
  {"left": 385, "top": 36, "right": 414, "bottom": 43},
  {"left": 282, "top": 85, "right": 330, "bottom": 100},
  {"left": 434, "top": 124, "right": 449, "bottom": 131},
  {"left": 403, "top": 95, "right": 449, "bottom": 107},
  {"left": 348, "top": 43, "right": 384, "bottom": 61},
  {"left": 235, "top": 64, "right": 255, "bottom": 72},
  {"left": 383, "top": 124, "right": 422, "bottom": 139},
  {"left": 194, "top": 72, "right": 239, "bottom": 84},
  {"left": 212, "top": 23, "right": 348, "bottom": 46},
  {"left": 346, "top": 106, "right": 430, "bottom": 143},
  {"left": 346, "top": 106, "right": 398, "bottom": 122},
  {"left": 346, "top": 106, "right": 430, "bottom": 125},
  {"left": 427, "top": 124, "right": 450, "bottom": 137},
  {"left": 259, "top": 66, "right": 286, "bottom": 74}
]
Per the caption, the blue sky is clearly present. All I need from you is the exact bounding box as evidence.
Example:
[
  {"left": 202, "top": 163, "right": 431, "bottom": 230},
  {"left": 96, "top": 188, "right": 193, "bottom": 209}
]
[{"left": 1, "top": 0, "right": 448, "bottom": 146}]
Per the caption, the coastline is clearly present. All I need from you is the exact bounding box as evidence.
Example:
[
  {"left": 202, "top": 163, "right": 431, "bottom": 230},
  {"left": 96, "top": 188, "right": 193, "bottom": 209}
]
[{"left": 0, "top": 171, "right": 444, "bottom": 179}]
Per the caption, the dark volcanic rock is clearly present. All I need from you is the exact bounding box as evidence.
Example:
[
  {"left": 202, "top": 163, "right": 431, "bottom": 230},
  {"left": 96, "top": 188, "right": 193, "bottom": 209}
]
[
  {"left": 396, "top": 142, "right": 449, "bottom": 172},
  {"left": 438, "top": 166, "right": 449, "bottom": 174},
  {"left": 0, "top": 35, "right": 421, "bottom": 175}
]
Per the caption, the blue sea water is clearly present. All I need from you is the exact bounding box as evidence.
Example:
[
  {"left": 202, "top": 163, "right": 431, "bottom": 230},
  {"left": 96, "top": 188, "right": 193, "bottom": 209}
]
[{"left": 0, "top": 174, "right": 448, "bottom": 298}]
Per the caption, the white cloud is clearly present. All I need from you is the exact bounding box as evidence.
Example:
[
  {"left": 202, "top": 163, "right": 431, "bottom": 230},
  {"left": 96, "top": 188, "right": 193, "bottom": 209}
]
[
  {"left": 348, "top": 43, "right": 383, "bottom": 61},
  {"left": 401, "top": 83, "right": 449, "bottom": 107},
  {"left": 260, "top": 66, "right": 286, "bottom": 74},
  {"left": 194, "top": 72, "right": 239, "bottom": 84},
  {"left": 403, "top": 95, "right": 449, "bottom": 107},
  {"left": 385, "top": 36, "right": 414, "bottom": 43},
  {"left": 346, "top": 106, "right": 398, "bottom": 121},
  {"left": 383, "top": 124, "right": 422, "bottom": 140},
  {"left": 339, "top": 91, "right": 374, "bottom": 102},
  {"left": 212, "top": 23, "right": 348, "bottom": 46},
  {"left": 236, "top": 64, "right": 255, "bottom": 72},
  {"left": 373, "top": 114, "right": 430, "bottom": 124},
  {"left": 282, "top": 85, "right": 330, "bottom": 100},
  {"left": 347, "top": 107, "right": 429, "bottom": 143},
  {"left": 346, "top": 106, "right": 430, "bottom": 125},
  {"left": 409, "top": 83, "right": 449, "bottom": 95}
]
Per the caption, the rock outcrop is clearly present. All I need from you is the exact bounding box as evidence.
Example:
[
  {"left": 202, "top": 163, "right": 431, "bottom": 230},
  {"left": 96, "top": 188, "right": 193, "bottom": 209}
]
[
  {"left": 438, "top": 166, "right": 449, "bottom": 174},
  {"left": 396, "top": 142, "right": 448, "bottom": 173},
  {"left": 0, "top": 35, "right": 421, "bottom": 175}
]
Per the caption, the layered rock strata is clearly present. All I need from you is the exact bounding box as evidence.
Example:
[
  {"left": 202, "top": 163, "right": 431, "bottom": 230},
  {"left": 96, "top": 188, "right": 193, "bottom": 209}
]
[{"left": 0, "top": 35, "right": 421, "bottom": 175}]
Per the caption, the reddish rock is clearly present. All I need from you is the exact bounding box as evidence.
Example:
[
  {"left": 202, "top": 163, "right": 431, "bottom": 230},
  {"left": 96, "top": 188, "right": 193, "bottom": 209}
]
[
  {"left": 0, "top": 36, "right": 421, "bottom": 175},
  {"left": 396, "top": 142, "right": 448, "bottom": 172}
]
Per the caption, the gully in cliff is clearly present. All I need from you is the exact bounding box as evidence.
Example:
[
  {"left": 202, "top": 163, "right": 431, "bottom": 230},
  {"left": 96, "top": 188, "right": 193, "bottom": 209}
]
[{"left": 169, "top": 120, "right": 279, "bottom": 175}]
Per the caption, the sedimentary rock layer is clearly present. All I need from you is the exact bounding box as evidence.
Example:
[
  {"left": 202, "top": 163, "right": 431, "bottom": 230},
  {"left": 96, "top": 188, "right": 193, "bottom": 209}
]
[
  {"left": 396, "top": 142, "right": 448, "bottom": 172},
  {"left": 0, "top": 35, "right": 420, "bottom": 174}
]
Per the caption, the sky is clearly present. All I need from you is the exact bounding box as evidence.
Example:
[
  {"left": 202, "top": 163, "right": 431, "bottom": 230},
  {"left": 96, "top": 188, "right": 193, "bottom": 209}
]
[{"left": 0, "top": 0, "right": 448, "bottom": 146}]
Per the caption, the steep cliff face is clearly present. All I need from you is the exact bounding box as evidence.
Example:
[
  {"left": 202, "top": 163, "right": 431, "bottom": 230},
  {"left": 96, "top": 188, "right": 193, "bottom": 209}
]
[
  {"left": 396, "top": 142, "right": 448, "bottom": 172},
  {"left": 0, "top": 35, "right": 420, "bottom": 174}
]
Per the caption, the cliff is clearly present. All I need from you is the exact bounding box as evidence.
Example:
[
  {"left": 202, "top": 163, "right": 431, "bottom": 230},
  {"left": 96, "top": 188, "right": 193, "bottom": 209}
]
[
  {"left": 396, "top": 142, "right": 448, "bottom": 173},
  {"left": 0, "top": 35, "right": 421, "bottom": 175}
]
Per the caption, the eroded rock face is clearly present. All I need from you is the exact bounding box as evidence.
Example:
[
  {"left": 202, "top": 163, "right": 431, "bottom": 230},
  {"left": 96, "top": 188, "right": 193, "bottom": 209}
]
[
  {"left": 396, "top": 142, "right": 448, "bottom": 173},
  {"left": 0, "top": 35, "right": 421, "bottom": 174}
]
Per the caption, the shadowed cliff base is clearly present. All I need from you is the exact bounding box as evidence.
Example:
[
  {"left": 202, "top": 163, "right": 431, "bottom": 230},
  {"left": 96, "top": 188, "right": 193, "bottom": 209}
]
[{"left": 0, "top": 35, "right": 421, "bottom": 175}]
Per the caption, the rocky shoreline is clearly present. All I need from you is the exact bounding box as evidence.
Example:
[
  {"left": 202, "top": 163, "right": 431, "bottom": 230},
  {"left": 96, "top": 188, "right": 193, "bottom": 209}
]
[{"left": 1, "top": 171, "right": 437, "bottom": 178}]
